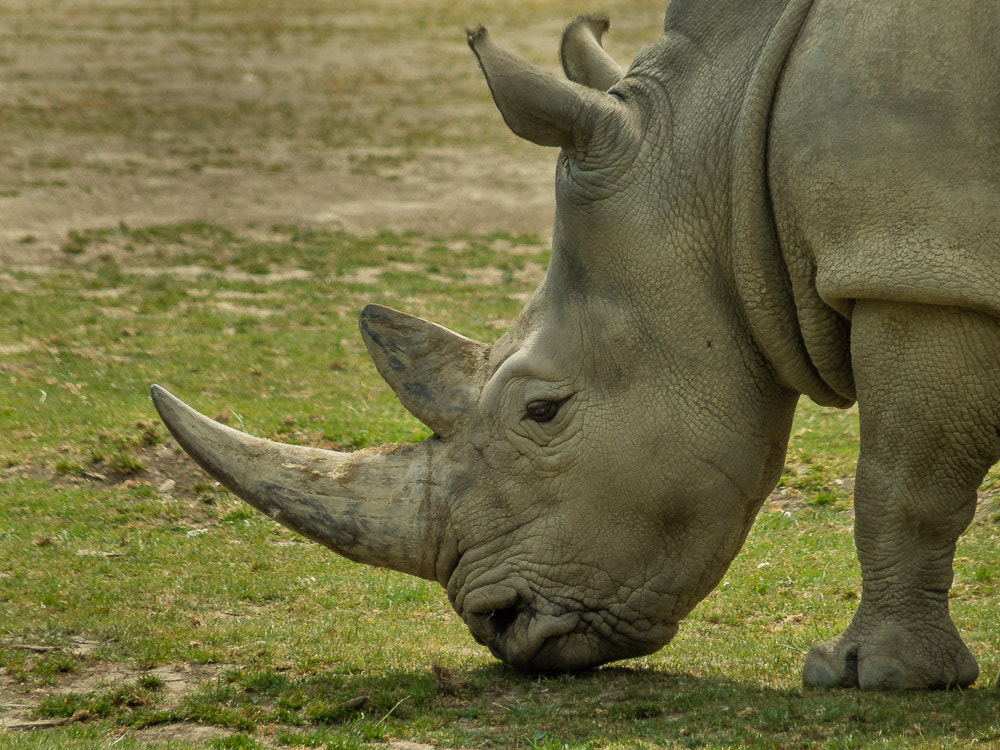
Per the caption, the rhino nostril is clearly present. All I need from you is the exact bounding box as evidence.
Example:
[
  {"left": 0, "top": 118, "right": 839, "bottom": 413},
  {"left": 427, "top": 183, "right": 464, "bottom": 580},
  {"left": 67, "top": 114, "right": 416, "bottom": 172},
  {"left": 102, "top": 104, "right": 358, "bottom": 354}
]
[{"left": 488, "top": 605, "right": 521, "bottom": 650}]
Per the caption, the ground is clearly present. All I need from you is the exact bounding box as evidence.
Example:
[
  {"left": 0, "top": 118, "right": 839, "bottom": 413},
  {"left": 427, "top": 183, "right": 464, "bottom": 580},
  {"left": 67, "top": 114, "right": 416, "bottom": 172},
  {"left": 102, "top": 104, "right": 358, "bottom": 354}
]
[
  {"left": 0, "top": 0, "right": 660, "bottom": 744},
  {"left": 2, "top": 0, "right": 668, "bottom": 267},
  {"left": 5, "top": 2, "right": 1000, "bottom": 748}
]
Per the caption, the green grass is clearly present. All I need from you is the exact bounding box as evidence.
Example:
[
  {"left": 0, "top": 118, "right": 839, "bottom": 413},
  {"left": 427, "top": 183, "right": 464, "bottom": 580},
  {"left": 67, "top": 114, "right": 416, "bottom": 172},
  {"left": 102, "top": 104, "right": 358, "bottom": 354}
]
[
  {"left": 2, "top": 224, "right": 1000, "bottom": 748},
  {"left": 4, "top": 0, "right": 1000, "bottom": 745}
]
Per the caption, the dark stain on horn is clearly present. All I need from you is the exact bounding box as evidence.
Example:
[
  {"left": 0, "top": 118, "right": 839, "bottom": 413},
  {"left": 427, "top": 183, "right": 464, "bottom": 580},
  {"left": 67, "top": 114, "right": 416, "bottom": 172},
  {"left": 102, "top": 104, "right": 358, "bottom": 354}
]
[{"left": 358, "top": 304, "right": 486, "bottom": 439}]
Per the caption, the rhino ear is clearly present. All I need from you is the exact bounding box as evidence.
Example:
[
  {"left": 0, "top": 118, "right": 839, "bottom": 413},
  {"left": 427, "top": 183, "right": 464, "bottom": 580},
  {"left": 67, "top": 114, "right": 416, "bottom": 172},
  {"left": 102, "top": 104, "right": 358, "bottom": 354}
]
[
  {"left": 560, "top": 16, "right": 623, "bottom": 92},
  {"left": 359, "top": 304, "right": 485, "bottom": 439},
  {"left": 467, "top": 26, "right": 634, "bottom": 153}
]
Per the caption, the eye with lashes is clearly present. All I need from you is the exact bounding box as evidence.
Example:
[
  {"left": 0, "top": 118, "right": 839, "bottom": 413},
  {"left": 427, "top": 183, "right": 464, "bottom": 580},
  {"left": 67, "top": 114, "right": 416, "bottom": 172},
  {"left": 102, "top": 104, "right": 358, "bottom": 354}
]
[{"left": 524, "top": 398, "right": 565, "bottom": 423}]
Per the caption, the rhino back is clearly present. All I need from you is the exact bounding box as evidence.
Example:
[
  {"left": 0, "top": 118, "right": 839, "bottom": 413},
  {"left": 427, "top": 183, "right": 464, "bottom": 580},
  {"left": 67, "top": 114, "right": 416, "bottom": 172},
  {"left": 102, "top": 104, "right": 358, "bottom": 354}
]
[{"left": 770, "top": 0, "right": 1000, "bottom": 387}]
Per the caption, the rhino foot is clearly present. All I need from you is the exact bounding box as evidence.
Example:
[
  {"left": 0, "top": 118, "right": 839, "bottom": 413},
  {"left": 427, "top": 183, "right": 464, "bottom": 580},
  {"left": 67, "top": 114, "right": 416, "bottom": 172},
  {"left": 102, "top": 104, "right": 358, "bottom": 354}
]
[{"left": 803, "top": 622, "right": 979, "bottom": 690}]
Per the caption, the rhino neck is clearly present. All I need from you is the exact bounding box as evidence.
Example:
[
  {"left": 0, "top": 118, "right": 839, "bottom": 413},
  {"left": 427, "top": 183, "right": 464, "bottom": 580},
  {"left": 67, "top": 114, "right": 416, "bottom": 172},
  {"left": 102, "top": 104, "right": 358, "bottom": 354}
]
[
  {"left": 727, "top": 0, "right": 856, "bottom": 407},
  {"left": 635, "top": 0, "right": 849, "bottom": 405}
]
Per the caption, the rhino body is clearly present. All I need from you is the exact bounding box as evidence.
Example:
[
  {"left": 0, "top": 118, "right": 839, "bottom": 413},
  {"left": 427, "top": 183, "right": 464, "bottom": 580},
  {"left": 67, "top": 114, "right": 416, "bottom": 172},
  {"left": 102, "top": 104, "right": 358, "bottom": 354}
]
[{"left": 152, "top": 0, "right": 1000, "bottom": 690}]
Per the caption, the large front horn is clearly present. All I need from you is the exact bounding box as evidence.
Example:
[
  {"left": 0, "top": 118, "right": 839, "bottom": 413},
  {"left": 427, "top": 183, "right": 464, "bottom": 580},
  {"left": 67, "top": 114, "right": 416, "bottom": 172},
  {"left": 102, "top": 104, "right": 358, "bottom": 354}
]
[
  {"left": 467, "top": 26, "right": 636, "bottom": 153},
  {"left": 150, "top": 386, "right": 448, "bottom": 582}
]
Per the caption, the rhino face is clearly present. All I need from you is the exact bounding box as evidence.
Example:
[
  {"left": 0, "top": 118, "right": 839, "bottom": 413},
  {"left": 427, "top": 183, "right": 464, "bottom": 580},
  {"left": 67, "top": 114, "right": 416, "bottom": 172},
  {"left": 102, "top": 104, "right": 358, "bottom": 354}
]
[
  {"left": 443, "top": 304, "right": 687, "bottom": 670},
  {"left": 424, "top": 252, "right": 788, "bottom": 670},
  {"left": 152, "top": 19, "right": 799, "bottom": 672},
  {"left": 439, "top": 330, "right": 725, "bottom": 669}
]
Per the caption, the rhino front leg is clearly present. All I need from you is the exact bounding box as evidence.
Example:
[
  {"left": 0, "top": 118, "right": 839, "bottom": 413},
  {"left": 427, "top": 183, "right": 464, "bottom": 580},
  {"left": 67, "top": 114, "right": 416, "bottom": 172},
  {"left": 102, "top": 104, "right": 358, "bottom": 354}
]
[{"left": 804, "top": 300, "right": 1000, "bottom": 690}]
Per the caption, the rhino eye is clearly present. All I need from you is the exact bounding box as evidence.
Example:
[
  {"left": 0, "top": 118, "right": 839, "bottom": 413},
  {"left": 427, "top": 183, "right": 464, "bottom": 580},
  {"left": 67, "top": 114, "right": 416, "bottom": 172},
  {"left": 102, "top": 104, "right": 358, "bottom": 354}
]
[{"left": 525, "top": 399, "right": 560, "bottom": 423}]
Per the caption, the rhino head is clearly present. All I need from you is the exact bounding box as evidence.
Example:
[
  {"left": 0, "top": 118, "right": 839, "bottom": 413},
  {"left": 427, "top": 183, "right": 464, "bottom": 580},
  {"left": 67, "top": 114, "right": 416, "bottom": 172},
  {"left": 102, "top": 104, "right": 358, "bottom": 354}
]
[{"left": 152, "top": 16, "right": 801, "bottom": 672}]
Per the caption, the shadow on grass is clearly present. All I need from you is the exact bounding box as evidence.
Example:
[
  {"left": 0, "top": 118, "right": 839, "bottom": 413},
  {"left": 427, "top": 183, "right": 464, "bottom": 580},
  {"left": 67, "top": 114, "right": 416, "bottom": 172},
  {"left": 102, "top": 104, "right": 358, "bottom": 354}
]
[
  {"left": 21, "top": 654, "right": 1000, "bottom": 748},
  {"left": 492, "top": 663, "right": 1000, "bottom": 746},
  {"left": 244, "top": 661, "right": 1000, "bottom": 748}
]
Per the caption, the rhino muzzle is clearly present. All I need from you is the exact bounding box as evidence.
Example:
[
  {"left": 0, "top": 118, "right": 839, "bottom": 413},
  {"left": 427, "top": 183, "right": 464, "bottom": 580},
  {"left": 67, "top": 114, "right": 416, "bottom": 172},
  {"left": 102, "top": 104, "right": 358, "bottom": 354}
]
[
  {"left": 465, "top": 604, "right": 609, "bottom": 672},
  {"left": 458, "top": 581, "right": 681, "bottom": 672}
]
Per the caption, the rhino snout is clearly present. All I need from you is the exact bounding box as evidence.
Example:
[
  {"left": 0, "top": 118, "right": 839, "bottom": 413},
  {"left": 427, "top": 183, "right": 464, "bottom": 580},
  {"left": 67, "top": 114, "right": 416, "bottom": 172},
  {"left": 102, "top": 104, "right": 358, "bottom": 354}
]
[
  {"left": 460, "top": 582, "right": 682, "bottom": 672},
  {"left": 465, "top": 601, "right": 524, "bottom": 654},
  {"left": 464, "top": 596, "right": 588, "bottom": 672}
]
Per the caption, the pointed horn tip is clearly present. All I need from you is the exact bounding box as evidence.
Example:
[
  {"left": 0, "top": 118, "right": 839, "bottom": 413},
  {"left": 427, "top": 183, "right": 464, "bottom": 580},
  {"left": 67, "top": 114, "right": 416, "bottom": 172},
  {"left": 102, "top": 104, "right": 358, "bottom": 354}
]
[
  {"left": 150, "top": 384, "right": 230, "bottom": 439},
  {"left": 149, "top": 384, "right": 195, "bottom": 433},
  {"left": 359, "top": 302, "right": 392, "bottom": 322},
  {"left": 149, "top": 384, "right": 197, "bottom": 447},
  {"left": 150, "top": 383, "right": 171, "bottom": 411}
]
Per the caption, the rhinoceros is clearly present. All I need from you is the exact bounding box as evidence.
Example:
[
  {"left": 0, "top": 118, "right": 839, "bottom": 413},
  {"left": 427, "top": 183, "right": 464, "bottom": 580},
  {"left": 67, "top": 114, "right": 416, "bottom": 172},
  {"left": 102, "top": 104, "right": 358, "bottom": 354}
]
[{"left": 151, "top": 0, "right": 1000, "bottom": 690}]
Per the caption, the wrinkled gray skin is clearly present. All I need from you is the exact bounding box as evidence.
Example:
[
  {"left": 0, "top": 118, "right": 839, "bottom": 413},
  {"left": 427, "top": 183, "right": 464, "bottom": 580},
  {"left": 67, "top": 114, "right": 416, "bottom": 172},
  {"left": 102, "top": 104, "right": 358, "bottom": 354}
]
[{"left": 151, "top": 0, "right": 1000, "bottom": 689}]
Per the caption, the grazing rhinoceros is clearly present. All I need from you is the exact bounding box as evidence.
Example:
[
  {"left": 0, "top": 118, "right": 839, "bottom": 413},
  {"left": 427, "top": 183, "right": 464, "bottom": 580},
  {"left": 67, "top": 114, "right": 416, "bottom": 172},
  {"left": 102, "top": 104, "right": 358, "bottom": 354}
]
[{"left": 151, "top": 0, "right": 1000, "bottom": 690}]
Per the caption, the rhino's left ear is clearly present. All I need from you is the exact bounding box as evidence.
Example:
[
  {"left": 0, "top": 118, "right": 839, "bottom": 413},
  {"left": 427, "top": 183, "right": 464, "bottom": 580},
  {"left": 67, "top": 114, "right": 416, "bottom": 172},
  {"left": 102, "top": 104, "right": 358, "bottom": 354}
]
[
  {"left": 360, "top": 305, "right": 486, "bottom": 439},
  {"left": 467, "top": 26, "right": 636, "bottom": 154}
]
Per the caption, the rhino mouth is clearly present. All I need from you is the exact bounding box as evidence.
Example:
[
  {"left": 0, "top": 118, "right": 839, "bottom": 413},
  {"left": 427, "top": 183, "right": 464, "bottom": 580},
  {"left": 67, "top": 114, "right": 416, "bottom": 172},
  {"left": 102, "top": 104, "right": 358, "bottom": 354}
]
[
  {"left": 461, "top": 591, "right": 678, "bottom": 672},
  {"left": 465, "top": 599, "right": 582, "bottom": 671}
]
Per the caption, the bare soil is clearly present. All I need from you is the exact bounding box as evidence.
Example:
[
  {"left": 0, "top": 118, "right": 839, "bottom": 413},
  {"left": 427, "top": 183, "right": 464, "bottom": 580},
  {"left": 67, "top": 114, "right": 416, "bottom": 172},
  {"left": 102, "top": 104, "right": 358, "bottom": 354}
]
[
  {"left": 0, "top": 661, "right": 227, "bottom": 728},
  {"left": 0, "top": 0, "right": 661, "bottom": 269}
]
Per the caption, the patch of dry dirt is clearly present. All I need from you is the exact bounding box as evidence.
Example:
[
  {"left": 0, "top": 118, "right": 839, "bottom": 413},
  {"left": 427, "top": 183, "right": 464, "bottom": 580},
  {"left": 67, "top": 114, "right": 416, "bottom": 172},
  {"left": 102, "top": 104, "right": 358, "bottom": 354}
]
[
  {"left": 0, "top": 0, "right": 662, "bottom": 269},
  {"left": 0, "top": 661, "right": 228, "bottom": 730},
  {"left": 1, "top": 657, "right": 464, "bottom": 745},
  {"left": 0, "top": 437, "right": 210, "bottom": 503}
]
